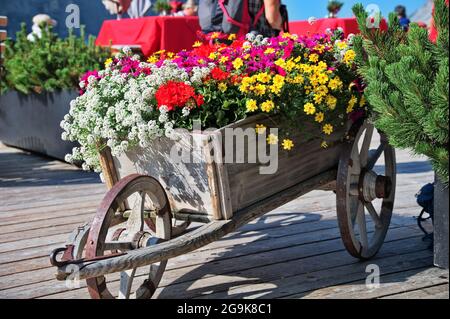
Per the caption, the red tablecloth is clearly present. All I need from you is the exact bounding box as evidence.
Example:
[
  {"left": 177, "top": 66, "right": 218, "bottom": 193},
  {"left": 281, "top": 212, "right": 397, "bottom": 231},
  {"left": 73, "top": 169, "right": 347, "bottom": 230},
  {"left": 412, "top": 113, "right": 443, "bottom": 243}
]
[
  {"left": 96, "top": 16, "right": 201, "bottom": 56},
  {"left": 96, "top": 17, "right": 386, "bottom": 56},
  {"left": 289, "top": 18, "right": 387, "bottom": 37}
]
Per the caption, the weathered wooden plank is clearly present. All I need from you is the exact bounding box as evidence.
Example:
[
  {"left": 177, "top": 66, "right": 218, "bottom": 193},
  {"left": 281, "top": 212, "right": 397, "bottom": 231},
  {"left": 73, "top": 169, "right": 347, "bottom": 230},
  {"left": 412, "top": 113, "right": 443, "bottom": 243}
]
[
  {"left": 0, "top": 256, "right": 50, "bottom": 277},
  {"left": 0, "top": 195, "right": 102, "bottom": 216},
  {"left": 0, "top": 221, "right": 87, "bottom": 244},
  {"left": 0, "top": 187, "right": 104, "bottom": 208},
  {"left": 0, "top": 233, "right": 71, "bottom": 253},
  {"left": 220, "top": 116, "right": 347, "bottom": 212},
  {"left": 382, "top": 283, "right": 449, "bottom": 299},
  {"left": 0, "top": 242, "right": 67, "bottom": 264},
  {"left": 0, "top": 211, "right": 94, "bottom": 234},
  {"left": 303, "top": 267, "right": 449, "bottom": 299},
  {"left": 114, "top": 133, "right": 219, "bottom": 218},
  {"left": 192, "top": 250, "right": 433, "bottom": 300}
]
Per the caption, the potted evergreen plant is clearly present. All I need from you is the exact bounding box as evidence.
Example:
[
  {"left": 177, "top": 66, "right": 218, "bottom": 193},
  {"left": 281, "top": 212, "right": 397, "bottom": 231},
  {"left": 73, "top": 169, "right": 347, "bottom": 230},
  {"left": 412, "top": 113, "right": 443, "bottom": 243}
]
[
  {"left": 0, "top": 24, "right": 110, "bottom": 161},
  {"left": 352, "top": 0, "right": 449, "bottom": 268}
]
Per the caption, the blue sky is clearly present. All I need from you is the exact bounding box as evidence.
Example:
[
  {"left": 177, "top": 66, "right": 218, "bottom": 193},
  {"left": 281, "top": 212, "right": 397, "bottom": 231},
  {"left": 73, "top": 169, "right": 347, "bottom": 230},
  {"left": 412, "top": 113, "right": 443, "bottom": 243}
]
[{"left": 283, "top": 0, "right": 425, "bottom": 20}]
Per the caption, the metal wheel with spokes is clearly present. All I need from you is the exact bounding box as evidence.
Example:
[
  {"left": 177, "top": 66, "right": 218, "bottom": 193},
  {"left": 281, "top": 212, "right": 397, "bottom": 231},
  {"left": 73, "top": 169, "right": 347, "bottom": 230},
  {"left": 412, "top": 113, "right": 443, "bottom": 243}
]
[
  {"left": 336, "top": 121, "right": 396, "bottom": 260},
  {"left": 85, "top": 174, "right": 172, "bottom": 299}
]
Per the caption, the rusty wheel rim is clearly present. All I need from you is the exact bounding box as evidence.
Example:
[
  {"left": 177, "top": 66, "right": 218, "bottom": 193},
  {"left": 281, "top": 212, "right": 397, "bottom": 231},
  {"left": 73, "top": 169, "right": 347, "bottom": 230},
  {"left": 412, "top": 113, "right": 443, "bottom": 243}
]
[
  {"left": 336, "top": 121, "right": 396, "bottom": 260},
  {"left": 85, "top": 174, "right": 171, "bottom": 299}
]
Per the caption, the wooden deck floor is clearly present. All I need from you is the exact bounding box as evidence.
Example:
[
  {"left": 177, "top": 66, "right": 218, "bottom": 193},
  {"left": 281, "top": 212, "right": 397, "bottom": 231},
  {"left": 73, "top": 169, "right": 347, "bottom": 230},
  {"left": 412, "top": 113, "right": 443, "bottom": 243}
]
[{"left": 0, "top": 142, "right": 448, "bottom": 299}]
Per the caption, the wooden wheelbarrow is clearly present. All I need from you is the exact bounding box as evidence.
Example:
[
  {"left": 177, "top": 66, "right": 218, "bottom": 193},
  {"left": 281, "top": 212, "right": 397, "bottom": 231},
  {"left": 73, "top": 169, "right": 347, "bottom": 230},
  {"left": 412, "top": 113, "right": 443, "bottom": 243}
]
[{"left": 50, "top": 117, "right": 396, "bottom": 299}]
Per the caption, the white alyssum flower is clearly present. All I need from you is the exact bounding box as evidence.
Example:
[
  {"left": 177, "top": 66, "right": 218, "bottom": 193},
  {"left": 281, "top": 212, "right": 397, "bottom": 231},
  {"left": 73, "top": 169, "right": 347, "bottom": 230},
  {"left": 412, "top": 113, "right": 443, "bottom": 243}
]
[{"left": 61, "top": 48, "right": 212, "bottom": 172}]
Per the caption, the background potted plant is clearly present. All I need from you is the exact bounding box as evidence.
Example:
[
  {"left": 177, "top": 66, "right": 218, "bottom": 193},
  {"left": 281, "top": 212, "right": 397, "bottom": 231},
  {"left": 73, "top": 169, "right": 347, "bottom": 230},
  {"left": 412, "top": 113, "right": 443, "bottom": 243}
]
[
  {"left": 153, "top": 0, "right": 172, "bottom": 16},
  {"left": 352, "top": 0, "right": 449, "bottom": 269},
  {"left": 0, "top": 23, "right": 110, "bottom": 161},
  {"left": 327, "top": 0, "right": 344, "bottom": 18}
]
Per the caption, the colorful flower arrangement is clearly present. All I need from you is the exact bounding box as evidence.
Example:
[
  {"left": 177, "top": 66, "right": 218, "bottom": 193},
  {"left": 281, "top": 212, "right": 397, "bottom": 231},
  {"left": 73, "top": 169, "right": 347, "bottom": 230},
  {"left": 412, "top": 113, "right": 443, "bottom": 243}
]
[{"left": 62, "top": 30, "right": 365, "bottom": 171}]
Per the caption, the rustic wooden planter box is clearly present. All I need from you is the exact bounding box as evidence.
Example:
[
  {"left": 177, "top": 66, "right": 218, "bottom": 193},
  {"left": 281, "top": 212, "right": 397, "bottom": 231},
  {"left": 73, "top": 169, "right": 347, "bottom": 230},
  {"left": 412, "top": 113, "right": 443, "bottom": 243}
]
[
  {"left": 111, "top": 115, "right": 349, "bottom": 221},
  {"left": 0, "top": 90, "right": 78, "bottom": 161},
  {"left": 434, "top": 175, "right": 449, "bottom": 269}
]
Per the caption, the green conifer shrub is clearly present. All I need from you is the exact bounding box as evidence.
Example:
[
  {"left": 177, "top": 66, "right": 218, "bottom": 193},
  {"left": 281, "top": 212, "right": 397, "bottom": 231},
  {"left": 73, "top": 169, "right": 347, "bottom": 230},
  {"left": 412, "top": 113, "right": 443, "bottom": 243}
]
[
  {"left": 352, "top": 0, "right": 449, "bottom": 184},
  {"left": 0, "top": 23, "right": 110, "bottom": 95}
]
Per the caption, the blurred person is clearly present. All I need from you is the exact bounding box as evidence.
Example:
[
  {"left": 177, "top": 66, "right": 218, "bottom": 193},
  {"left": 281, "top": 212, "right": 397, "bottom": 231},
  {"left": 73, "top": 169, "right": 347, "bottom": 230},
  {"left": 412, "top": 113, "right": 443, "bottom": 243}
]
[
  {"left": 174, "top": 0, "right": 198, "bottom": 16},
  {"left": 27, "top": 14, "right": 57, "bottom": 41},
  {"left": 395, "top": 5, "right": 411, "bottom": 30},
  {"left": 199, "top": 0, "right": 287, "bottom": 37},
  {"left": 249, "top": 0, "right": 283, "bottom": 36}
]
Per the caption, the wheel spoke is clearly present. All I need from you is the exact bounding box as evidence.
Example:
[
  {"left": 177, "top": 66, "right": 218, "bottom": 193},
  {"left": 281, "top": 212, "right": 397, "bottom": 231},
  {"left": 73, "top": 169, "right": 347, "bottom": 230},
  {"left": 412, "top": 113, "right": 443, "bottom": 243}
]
[
  {"left": 349, "top": 195, "right": 359, "bottom": 226},
  {"left": 350, "top": 147, "right": 361, "bottom": 175},
  {"left": 126, "top": 191, "right": 146, "bottom": 234},
  {"left": 155, "top": 214, "right": 171, "bottom": 240},
  {"left": 360, "top": 125, "right": 374, "bottom": 168},
  {"left": 356, "top": 202, "right": 369, "bottom": 249},
  {"left": 118, "top": 269, "right": 137, "bottom": 299},
  {"left": 367, "top": 143, "right": 386, "bottom": 170},
  {"left": 365, "top": 202, "right": 382, "bottom": 228}
]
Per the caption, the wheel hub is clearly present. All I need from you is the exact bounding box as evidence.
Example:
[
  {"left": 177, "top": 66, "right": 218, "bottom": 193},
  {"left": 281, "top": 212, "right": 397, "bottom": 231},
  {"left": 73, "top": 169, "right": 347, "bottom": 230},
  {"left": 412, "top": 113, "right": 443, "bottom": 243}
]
[{"left": 359, "top": 170, "right": 392, "bottom": 202}]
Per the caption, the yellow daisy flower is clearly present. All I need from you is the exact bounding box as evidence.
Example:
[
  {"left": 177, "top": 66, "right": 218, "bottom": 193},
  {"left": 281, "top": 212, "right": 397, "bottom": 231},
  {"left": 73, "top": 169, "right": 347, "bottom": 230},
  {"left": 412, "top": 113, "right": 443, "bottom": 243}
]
[
  {"left": 232, "top": 58, "right": 244, "bottom": 70},
  {"left": 343, "top": 50, "right": 356, "bottom": 65},
  {"left": 304, "top": 103, "right": 316, "bottom": 115},
  {"left": 147, "top": 56, "right": 158, "bottom": 63},
  {"left": 257, "top": 72, "right": 271, "bottom": 84},
  {"left": 261, "top": 100, "right": 275, "bottom": 113},
  {"left": 282, "top": 139, "right": 295, "bottom": 151},
  {"left": 246, "top": 99, "right": 258, "bottom": 113},
  {"left": 104, "top": 58, "right": 113, "bottom": 68},
  {"left": 309, "top": 53, "right": 319, "bottom": 63},
  {"left": 218, "top": 83, "right": 227, "bottom": 93},
  {"left": 326, "top": 95, "right": 338, "bottom": 110},
  {"left": 315, "top": 112, "right": 325, "bottom": 123},
  {"left": 360, "top": 95, "right": 366, "bottom": 107},
  {"left": 323, "top": 124, "right": 334, "bottom": 135}
]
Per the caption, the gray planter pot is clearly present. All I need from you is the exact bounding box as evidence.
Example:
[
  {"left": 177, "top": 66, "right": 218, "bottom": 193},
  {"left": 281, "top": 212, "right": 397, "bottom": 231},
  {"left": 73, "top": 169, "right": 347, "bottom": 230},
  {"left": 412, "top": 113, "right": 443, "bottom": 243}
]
[
  {"left": 434, "top": 175, "right": 449, "bottom": 269},
  {"left": 0, "top": 90, "right": 78, "bottom": 161}
]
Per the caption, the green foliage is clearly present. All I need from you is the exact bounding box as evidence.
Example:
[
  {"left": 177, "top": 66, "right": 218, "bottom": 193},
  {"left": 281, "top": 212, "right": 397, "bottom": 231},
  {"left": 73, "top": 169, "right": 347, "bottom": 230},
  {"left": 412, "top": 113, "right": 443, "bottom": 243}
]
[
  {"left": 0, "top": 23, "right": 110, "bottom": 95},
  {"left": 327, "top": 1, "right": 344, "bottom": 13},
  {"left": 153, "top": 0, "right": 171, "bottom": 13},
  {"left": 352, "top": 0, "right": 449, "bottom": 184}
]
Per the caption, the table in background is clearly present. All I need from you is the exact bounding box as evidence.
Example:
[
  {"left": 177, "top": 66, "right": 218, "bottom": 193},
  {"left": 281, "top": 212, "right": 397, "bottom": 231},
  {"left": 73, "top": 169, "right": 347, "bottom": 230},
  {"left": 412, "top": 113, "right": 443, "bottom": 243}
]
[
  {"left": 96, "top": 16, "right": 201, "bottom": 56},
  {"left": 96, "top": 17, "right": 387, "bottom": 56}
]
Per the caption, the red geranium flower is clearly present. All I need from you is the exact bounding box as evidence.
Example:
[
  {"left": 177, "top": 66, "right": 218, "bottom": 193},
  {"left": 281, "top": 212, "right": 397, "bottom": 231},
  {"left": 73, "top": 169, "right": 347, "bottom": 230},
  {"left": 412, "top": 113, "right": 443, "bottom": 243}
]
[
  {"left": 155, "top": 81, "right": 204, "bottom": 111},
  {"left": 211, "top": 67, "right": 229, "bottom": 81}
]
